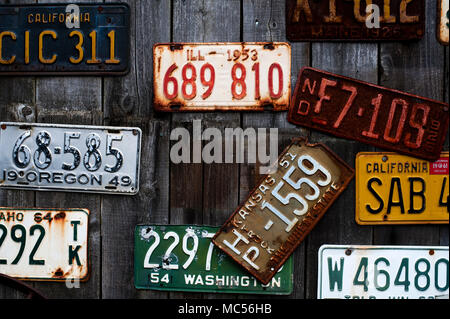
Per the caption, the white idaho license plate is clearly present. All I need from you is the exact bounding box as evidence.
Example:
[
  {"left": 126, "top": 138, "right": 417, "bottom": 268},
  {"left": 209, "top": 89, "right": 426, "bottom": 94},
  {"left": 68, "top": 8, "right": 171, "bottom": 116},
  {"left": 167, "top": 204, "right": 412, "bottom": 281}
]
[
  {"left": 318, "top": 245, "right": 449, "bottom": 299},
  {"left": 0, "top": 122, "right": 141, "bottom": 195},
  {"left": 153, "top": 42, "right": 291, "bottom": 111},
  {"left": 0, "top": 207, "right": 89, "bottom": 281}
]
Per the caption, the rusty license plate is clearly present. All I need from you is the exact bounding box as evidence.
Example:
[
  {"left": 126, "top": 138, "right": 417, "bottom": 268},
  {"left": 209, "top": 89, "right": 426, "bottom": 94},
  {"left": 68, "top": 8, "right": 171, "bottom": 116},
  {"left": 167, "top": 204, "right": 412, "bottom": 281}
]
[
  {"left": 0, "top": 207, "right": 89, "bottom": 281},
  {"left": 212, "top": 138, "right": 354, "bottom": 284},
  {"left": 286, "top": 0, "right": 425, "bottom": 41},
  {"left": 438, "top": 0, "right": 449, "bottom": 45},
  {"left": 0, "top": 3, "right": 130, "bottom": 75},
  {"left": 288, "top": 67, "right": 449, "bottom": 161},
  {"left": 153, "top": 42, "right": 291, "bottom": 111},
  {"left": 318, "top": 245, "right": 449, "bottom": 299},
  {"left": 0, "top": 122, "right": 141, "bottom": 195},
  {"left": 356, "top": 152, "right": 449, "bottom": 225}
]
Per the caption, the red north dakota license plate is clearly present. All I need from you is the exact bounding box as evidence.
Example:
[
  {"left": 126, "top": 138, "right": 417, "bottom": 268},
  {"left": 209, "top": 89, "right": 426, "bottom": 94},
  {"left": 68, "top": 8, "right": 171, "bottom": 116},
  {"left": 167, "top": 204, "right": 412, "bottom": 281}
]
[{"left": 288, "top": 67, "right": 449, "bottom": 161}]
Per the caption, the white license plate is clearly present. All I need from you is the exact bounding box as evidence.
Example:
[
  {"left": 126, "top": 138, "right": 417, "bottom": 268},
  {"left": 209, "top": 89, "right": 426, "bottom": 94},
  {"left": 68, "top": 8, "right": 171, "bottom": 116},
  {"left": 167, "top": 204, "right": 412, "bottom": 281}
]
[
  {"left": 0, "top": 207, "right": 89, "bottom": 281},
  {"left": 318, "top": 245, "right": 449, "bottom": 299},
  {"left": 0, "top": 122, "right": 141, "bottom": 195},
  {"left": 153, "top": 42, "right": 291, "bottom": 111},
  {"left": 438, "top": 0, "right": 449, "bottom": 45}
]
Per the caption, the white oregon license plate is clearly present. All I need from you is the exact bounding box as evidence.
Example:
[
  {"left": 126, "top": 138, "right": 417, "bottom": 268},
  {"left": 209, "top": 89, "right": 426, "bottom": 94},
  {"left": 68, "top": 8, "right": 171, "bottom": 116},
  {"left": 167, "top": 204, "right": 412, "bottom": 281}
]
[
  {"left": 153, "top": 42, "right": 291, "bottom": 111},
  {"left": 0, "top": 122, "right": 141, "bottom": 194},
  {"left": 318, "top": 245, "right": 449, "bottom": 299},
  {"left": 0, "top": 207, "right": 89, "bottom": 281}
]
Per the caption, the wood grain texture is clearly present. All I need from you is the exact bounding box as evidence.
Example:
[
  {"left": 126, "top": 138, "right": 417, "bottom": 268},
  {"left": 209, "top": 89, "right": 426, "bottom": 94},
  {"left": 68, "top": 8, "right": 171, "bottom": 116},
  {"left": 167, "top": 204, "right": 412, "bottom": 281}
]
[
  {"left": 242, "top": 0, "right": 310, "bottom": 298},
  {"left": 374, "top": 0, "right": 446, "bottom": 247},
  {"left": 0, "top": 0, "right": 36, "bottom": 299},
  {"left": 170, "top": 0, "right": 241, "bottom": 300},
  {"left": 0, "top": 0, "right": 447, "bottom": 300},
  {"left": 101, "top": 0, "right": 171, "bottom": 299},
  {"left": 442, "top": 47, "right": 449, "bottom": 247},
  {"left": 26, "top": 0, "right": 102, "bottom": 299},
  {"left": 306, "top": 39, "right": 378, "bottom": 298}
]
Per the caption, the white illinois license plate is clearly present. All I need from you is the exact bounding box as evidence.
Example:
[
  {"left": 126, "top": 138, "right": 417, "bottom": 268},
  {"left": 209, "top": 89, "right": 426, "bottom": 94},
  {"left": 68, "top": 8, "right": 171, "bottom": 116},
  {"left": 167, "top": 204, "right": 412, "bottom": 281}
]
[
  {"left": 318, "top": 245, "right": 449, "bottom": 299},
  {"left": 153, "top": 42, "right": 291, "bottom": 111},
  {"left": 0, "top": 122, "right": 141, "bottom": 195},
  {"left": 0, "top": 207, "right": 89, "bottom": 281}
]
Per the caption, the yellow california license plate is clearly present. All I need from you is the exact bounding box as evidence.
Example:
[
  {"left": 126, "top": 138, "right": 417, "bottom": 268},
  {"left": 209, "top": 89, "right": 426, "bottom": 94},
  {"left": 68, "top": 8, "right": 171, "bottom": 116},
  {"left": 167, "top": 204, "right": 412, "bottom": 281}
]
[{"left": 356, "top": 152, "right": 449, "bottom": 225}]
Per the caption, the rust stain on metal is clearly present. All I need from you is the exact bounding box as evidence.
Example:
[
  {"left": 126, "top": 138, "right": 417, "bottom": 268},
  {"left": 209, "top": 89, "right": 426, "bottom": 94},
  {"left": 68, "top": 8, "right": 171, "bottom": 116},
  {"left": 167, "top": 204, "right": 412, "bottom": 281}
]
[
  {"left": 52, "top": 268, "right": 64, "bottom": 278},
  {"left": 54, "top": 212, "right": 66, "bottom": 220},
  {"left": 288, "top": 67, "right": 449, "bottom": 161},
  {"left": 437, "top": 0, "right": 449, "bottom": 45},
  {"left": 153, "top": 42, "right": 291, "bottom": 112},
  {"left": 170, "top": 43, "right": 184, "bottom": 51},
  {"left": 212, "top": 138, "right": 354, "bottom": 284},
  {"left": 286, "top": 0, "right": 425, "bottom": 41},
  {"left": 0, "top": 207, "right": 89, "bottom": 282}
]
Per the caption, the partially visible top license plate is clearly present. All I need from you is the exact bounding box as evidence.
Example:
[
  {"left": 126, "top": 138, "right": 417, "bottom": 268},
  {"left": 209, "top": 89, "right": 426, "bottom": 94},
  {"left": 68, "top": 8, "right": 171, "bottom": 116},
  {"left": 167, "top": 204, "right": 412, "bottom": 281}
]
[
  {"left": 438, "top": 0, "right": 449, "bottom": 45},
  {"left": 288, "top": 67, "right": 450, "bottom": 161},
  {"left": 356, "top": 152, "right": 449, "bottom": 225},
  {"left": 135, "top": 225, "right": 293, "bottom": 295},
  {"left": 0, "top": 3, "right": 130, "bottom": 75},
  {"left": 318, "top": 245, "right": 449, "bottom": 299},
  {"left": 213, "top": 138, "right": 354, "bottom": 284},
  {"left": 0, "top": 207, "right": 89, "bottom": 281},
  {"left": 0, "top": 122, "right": 141, "bottom": 195},
  {"left": 153, "top": 42, "right": 291, "bottom": 111},
  {"left": 286, "top": 0, "right": 425, "bottom": 41}
]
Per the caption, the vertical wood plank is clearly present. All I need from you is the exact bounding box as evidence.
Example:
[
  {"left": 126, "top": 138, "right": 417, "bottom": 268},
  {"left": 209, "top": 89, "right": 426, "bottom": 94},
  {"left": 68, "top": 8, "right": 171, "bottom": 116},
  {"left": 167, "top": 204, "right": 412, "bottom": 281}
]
[
  {"left": 171, "top": 0, "right": 241, "bottom": 300},
  {"left": 101, "top": 0, "right": 171, "bottom": 299},
  {"left": 30, "top": 0, "right": 102, "bottom": 299},
  {"left": 305, "top": 41, "right": 378, "bottom": 298},
  {"left": 374, "top": 0, "right": 445, "bottom": 246},
  {"left": 442, "top": 47, "right": 449, "bottom": 246},
  {"left": 241, "top": 0, "right": 310, "bottom": 299},
  {"left": 0, "top": 0, "right": 36, "bottom": 299},
  {"left": 0, "top": 0, "right": 447, "bottom": 301}
]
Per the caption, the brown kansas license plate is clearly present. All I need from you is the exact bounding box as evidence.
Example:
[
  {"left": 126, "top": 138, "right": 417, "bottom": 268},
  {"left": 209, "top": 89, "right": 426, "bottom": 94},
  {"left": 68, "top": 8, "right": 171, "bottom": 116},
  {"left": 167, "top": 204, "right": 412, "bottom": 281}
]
[
  {"left": 212, "top": 138, "right": 354, "bottom": 284},
  {"left": 288, "top": 67, "right": 449, "bottom": 162},
  {"left": 286, "top": 0, "right": 425, "bottom": 41}
]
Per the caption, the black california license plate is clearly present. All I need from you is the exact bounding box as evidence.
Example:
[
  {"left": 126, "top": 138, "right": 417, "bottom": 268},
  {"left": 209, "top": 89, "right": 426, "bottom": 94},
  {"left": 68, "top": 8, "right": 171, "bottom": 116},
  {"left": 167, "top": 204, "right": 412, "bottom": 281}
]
[{"left": 0, "top": 3, "right": 130, "bottom": 75}]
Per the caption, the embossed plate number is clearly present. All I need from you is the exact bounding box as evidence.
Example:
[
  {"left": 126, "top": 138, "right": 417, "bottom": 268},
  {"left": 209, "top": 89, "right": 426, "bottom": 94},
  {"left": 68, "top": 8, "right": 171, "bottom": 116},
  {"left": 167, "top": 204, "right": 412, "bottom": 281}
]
[
  {"left": 135, "top": 225, "right": 293, "bottom": 294},
  {"left": 0, "top": 207, "right": 89, "bottom": 281},
  {"left": 288, "top": 67, "right": 449, "bottom": 161},
  {"left": 213, "top": 138, "right": 354, "bottom": 284},
  {"left": 0, "top": 122, "right": 141, "bottom": 195}
]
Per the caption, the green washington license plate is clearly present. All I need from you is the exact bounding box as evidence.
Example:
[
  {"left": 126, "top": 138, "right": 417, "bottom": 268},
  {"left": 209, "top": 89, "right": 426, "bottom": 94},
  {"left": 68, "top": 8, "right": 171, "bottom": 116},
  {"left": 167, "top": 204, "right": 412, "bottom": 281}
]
[{"left": 134, "top": 225, "right": 293, "bottom": 294}]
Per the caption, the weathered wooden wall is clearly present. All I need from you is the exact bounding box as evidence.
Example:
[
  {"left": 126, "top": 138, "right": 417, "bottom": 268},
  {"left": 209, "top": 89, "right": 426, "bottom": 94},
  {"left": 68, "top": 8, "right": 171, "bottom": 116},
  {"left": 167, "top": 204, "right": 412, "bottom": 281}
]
[{"left": 0, "top": 0, "right": 448, "bottom": 299}]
